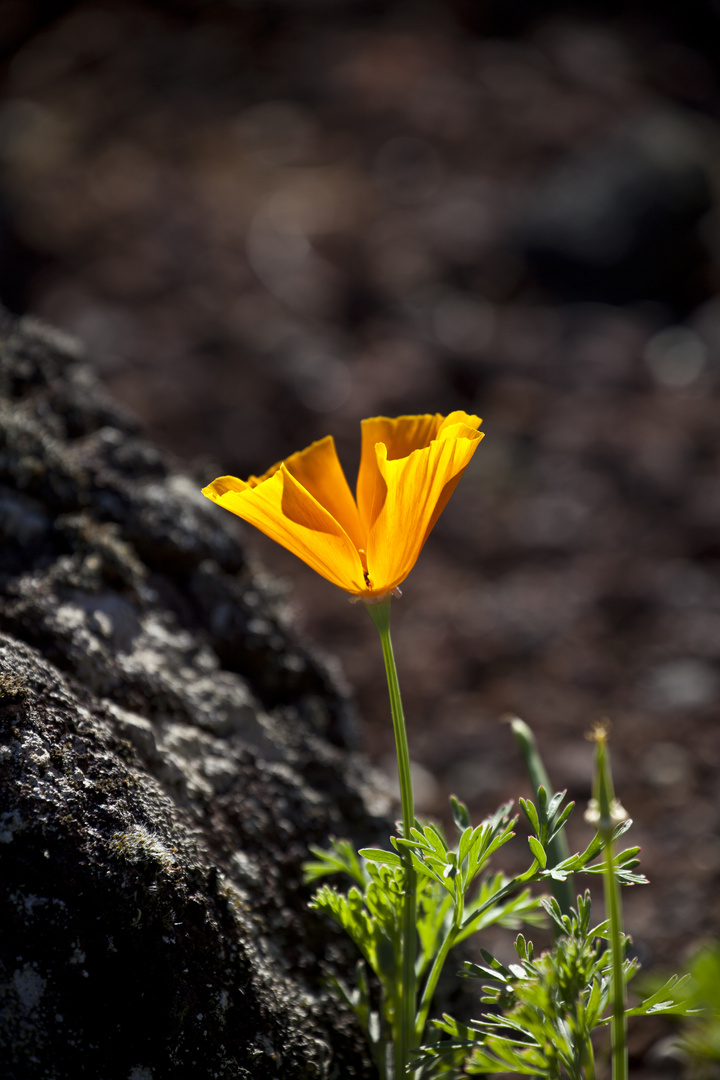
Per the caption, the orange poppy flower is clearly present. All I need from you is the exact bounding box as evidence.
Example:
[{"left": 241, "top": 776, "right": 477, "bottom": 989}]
[{"left": 202, "top": 411, "right": 484, "bottom": 598}]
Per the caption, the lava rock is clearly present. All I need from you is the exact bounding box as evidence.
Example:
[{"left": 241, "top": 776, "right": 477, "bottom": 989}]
[{"left": 0, "top": 309, "right": 387, "bottom": 1078}]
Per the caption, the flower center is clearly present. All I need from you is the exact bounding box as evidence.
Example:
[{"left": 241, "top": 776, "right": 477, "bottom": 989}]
[{"left": 358, "top": 548, "right": 372, "bottom": 589}]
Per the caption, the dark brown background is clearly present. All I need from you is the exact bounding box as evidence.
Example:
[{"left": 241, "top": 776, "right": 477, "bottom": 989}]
[{"left": 2, "top": 0, "right": 720, "bottom": 999}]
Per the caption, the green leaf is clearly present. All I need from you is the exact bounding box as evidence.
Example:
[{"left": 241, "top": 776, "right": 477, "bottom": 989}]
[
  {"left": 626, "top": 975, "right": 701, "bottom": 1018},
  {"left": 458, "top": 825, "right": 481, "bottom": 867},
  {"left": 527, "top": 836, "right": 547, "bottom": 868},
  {"left": 358, "top": 847, "right": 404, "bottom": 869},
  {"left": 450, "top": 795, "right": 471, "bottom": 830},
  {"left": 409, "top": 850, "right": 437, "bottom": 878},
  {"left": 613, "top": 817, "right": 633, "bottom": 840},
  {"left": 615, "top": 845, "right": 641, "bottom": 864},
  {"left": 547, "top": 802, "right": 574, "bottom": 842},
  {"left": 585, "top": 976, "right": 604, "bottom": 1028},
  {"left": 303, "top": 838, "right": 366, "bottom": 886},
  {"left": 581, "top": 859, "right": 648, "bottom": 885},
  {"left": 515, "top": 933, "right": 534, "bottom": 962},
  {"left": 540, "top": 896, "right": 570, "bottom": 936},
  {"left": 424, "top": 823, "right": 449, "bottom": 854},
  {"left": 546, "top": 790, "right": 567, "bottom": 821},
  {"left": 520, "top": 798, "right": 540, "bottom": 837}
]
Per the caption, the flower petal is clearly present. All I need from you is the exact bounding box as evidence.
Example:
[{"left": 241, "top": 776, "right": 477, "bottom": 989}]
[
  {"left": 202, "top": 467, "right": 366, "bottom": 592},
  {"left": 356, "top": 414, "right": 445, "bottom": 534},
  {"left": 365, "top": 417, "right": 483, "bottom": 591},
  {"left": 356, "top": 412, "right": 481, "bottom": 535},
  {"left": 280, "top": 436, "right": 365, "bottom": 550}
]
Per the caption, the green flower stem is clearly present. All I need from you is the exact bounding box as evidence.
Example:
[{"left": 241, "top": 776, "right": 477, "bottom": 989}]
[
  {"left": 593, "top": 731, "right": 627, "bottom": 1080},
  {"left": 367, "top": 598, "right": 416, "bottom": 1079},
  {"left": 415, "top": 890, "right": 463, "bottom": 1042},
  {"left": 604, "top": 843, "right": 627, "bottom": 1080}
]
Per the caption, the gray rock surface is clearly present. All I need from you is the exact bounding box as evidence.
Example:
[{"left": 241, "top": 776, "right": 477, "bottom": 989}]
[{"left": 0, "top": 310, "right": 388, "bottom": 1078}]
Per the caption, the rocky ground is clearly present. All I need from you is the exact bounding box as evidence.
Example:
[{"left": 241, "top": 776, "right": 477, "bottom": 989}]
[{"left": 1, "top": 0, "right": 720, "bottom": 1072}]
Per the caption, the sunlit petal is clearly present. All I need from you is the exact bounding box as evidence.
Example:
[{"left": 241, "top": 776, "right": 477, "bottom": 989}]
[
  {"left": 357, "top": 414, "right": 444, "bottom": 533},
  {"left": 203, "top": 467, "right": 366, "bottom": 592},
  {"left": 420, "top": 417, "right": 483, "bottom": 544},
  {"left": 365, "top": 419, "right": 483, "bottom": 592},
  {"left": 280, "top": 436, "right": 364, "bottom": 550},
  {"left": 437, "top": 410, "right": 482, "bottom": 437}
]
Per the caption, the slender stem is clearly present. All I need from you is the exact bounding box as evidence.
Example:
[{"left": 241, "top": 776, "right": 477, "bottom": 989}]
[
  {"left": 603, "top": 830, "right": 627, "bottom": 1080},
  {"left": 367, "top": 598, "right": 416, "bottom": 1079},
  {"left": 415, "top": 929, "right": 455, "bottom": 1042},
  {"left": 415, "top": 891, "right": 463, "bottom": 1041},
  {"left": 592, "top": 729, "right": 627, "bottom": 1080}
]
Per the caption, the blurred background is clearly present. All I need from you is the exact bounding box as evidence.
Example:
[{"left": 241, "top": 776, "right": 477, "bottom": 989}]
[{"left": 2, "top": 0, "right": 720, "bottom": 989}]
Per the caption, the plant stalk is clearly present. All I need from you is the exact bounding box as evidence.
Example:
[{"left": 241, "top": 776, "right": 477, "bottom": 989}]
[
  {"left": 592, "top": 729, "right": 627, "bottom": 1080},
  {"left": 603, "top": 829, "right": 627, "bottom": 1080},
  {"left": 367, "top": 598, "right": 417, "bottom": 1079},
  {"left": 415, "top": 893, "right": 463, "bottom": 1041}
]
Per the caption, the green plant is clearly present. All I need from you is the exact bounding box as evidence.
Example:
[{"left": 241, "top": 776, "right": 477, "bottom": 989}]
[
  {"left": 306, "top": 797, "right": 546, "bottom": 1079},
  {"left": 306, "top": 725, "right": 696, "bottom": 1079},
  {"left": 413, "top": 889, "right": 694, "bottom": 1079}
]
